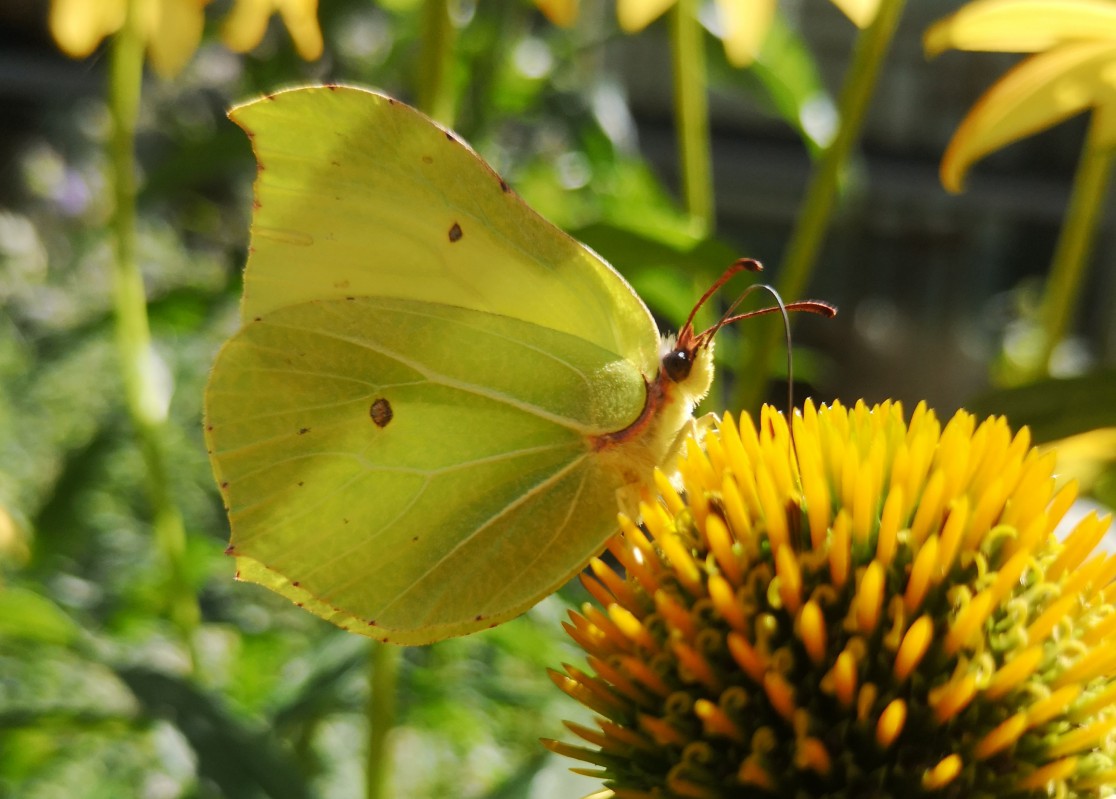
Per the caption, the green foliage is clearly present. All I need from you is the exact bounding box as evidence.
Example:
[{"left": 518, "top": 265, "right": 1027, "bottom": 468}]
[{"left": 967, "top": 369, "right": 1116, "bottom": 444}]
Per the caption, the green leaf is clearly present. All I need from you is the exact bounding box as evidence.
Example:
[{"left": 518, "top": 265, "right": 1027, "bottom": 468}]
[
  {"left": 716, "top": 12, "right": 833, "bottom": 155},
  {"left": 1094, "top": 462, "right": 1116, "bottom": 508},
  {"left": 114, "top": 665, "right": 313, "bottom": 799},
  {"left": 965, "top": 370, "right": 1116, "bottom": 443},
  {"left": 0, "top": 587, "right": 81, "bottom": 646},
  {"left": 270, "top": 632, "right": 368, "bottom": 728},
  {"left": 571, "top": 220, "right": 746, "bottom": 340},
  {"left": 479, "top": 751, "right": 551, "bottom": 799}
]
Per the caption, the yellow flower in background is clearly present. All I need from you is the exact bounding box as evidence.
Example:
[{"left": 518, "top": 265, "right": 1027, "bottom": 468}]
[
  {"left": 534, "top": 0, "right": 580, "bottom": 28},
  {"left": 49, "top": 0, "right": 211, "bottom": 78},
  {"left": 828, "top": 0, "right": 883, "bottom": 28},
  {"left": 926, "top": 0, "right": 1116, "bottom": 192},
  {"left": 48, "top": 0, "right": 322, "bottom": 77},
  {"left": 222, "top": 0, "right": 323, "bottom": 61},
  {"left": 618, "top": 0, "right": 883, "bottom": 66},
  {"left": 1044, "top": 427, "right": 1116, "bottom": 498},
  {"left": 546, "top": 401, "right": 1116, "bottom": 797}
]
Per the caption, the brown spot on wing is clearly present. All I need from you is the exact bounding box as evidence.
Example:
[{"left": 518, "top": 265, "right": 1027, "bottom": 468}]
[
  {"left": 448, "top": 222, "right": 463, "bottom": 243},
  {"left": 371, "top": 397, "right": 394, "bottom": 428}
]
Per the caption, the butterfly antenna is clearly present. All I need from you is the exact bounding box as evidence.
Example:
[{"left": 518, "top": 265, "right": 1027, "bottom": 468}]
[
  {"left": 681, "top": 258, "right": 763, "bottom": 339},
  {"left": 697, "top": 282, "right": 836, "bottom": 447},
  {"left": 703, "top": 284, "right": 797, "bottom": 414},
  {"left": 684, "top": 262, "right": 836, "bottom": 467},
  {"left": 695, "top": 276, "right": 835, "bottom": 349}
]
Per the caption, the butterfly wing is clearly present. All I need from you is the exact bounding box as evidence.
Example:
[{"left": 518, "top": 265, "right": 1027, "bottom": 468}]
[
  {"left": 207, "top": 296, "right": 649, "bottom": 644},
  {"left": 208, "top": 85, "right": 671, "bottom": 642},
  {"left": 229, "top": 84, "right": 660, "bottom": 378}
]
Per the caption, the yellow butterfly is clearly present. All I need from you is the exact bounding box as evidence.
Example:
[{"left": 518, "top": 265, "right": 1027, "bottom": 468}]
[{"left": 205, "top": 85, "right": 832, "bottom": 644}]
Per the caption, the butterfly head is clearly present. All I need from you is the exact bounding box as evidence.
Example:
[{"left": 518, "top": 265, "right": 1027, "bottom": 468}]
[
  {"left": 658, "top": 258, "right": 837, "bottom": 407},
  {"left": 659, "top": 327, "right": 716, "bottom": 406},
  {"left": 655, "top": 258, "right": 763, "bottom": 407}
]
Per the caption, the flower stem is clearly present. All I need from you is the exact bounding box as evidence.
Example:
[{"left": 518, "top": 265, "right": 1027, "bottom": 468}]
[
  {"left": 110, "top": 0, "right": 198, "bottom": 646},
  {"left": 365, "top": 642, "right": 399, "bottom": 799},
  {"left": 735, "top": 0, "right": 906, "bottom": 411},
  {"left": 669, "top": 0, "right": 713, "bottom": 236},
  {"left": 1036, "top": 111, "right": 1115, "bottom": 376},
  {"left": 417, "top": 0, "right": 457, "bottom": 126}
]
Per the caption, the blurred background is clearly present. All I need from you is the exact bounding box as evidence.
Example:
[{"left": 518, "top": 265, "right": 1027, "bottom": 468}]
[{"left": 1, "top": 0, "right": 1113, "bottom": 797}]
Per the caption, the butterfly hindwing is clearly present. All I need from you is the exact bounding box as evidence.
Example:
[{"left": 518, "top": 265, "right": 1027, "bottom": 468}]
[{"left": 206, "top": 297, "right": 646, "bottom": 643}]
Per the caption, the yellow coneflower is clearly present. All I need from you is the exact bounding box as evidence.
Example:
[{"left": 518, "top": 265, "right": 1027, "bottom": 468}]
[{"left": 545, "top": 400, "right": 1116, "bottom": 798}]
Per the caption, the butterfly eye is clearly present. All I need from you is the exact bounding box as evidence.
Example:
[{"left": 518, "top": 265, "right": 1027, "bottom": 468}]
[{"left": 662, "top": 349, "right": 692, "bottom": 383}]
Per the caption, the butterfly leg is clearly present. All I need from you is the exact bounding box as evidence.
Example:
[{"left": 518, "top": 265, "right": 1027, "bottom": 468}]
[
  {"left": 609, "top": 414, "right": 722, "bottom": 520},
  {"left": 665, "top": 411, "right": 720, "bottom": 464}
]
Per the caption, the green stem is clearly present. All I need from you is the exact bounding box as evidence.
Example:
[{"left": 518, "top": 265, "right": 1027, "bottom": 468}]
[
  {"left": 1036, "top": 111, "right": 1115, "bottom": 376},
  {"left": 735, "top": 0, "right": 906, "bottom": 412},
  {"left": 417, "top": 0, "right": 457, "bottom": 125},
  {"left": 365, "top": 643, "right": 400, "bottom": 799},
  {"left": 458, "top": 0, "right": 519, "bottom": 138},
  {"left": 110, "top": 0, "right": 198, "bottom": 645},
  {"left": 669, "top": 0, "right": 714, "bottom": 236}
]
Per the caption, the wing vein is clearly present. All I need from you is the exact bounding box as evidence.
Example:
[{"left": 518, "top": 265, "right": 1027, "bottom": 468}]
[
  {"left": 370, "top": 453, "right": 591, "bottom": 619},
  {"left": 227, "top": 441, "right": 581, "bottom": 524},
  {"left": 262, "top": 316, "right": 608, "bottom": 434},
  {"left": 483, "top": 463, "right": 592, "bottom": 609}
]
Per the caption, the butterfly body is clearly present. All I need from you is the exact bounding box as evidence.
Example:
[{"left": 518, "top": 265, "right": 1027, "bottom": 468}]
[{"left": 206, "top": 85, "right": 716, "bottom": 644}]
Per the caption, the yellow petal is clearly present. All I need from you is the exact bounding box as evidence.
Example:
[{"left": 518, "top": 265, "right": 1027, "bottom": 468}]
[
  {"left": 716, "top": 0, "right": 775, "bottom": 67},
  {"left": 535, "top": 0, "right": 579, "bottom": 28},
  {"left": 828, "top": 0, "right": 881, "bottom": 28},
  {"left": 617, "top": 0, "right": 676, "bottom": 33},
  {"left": 222, "top": 0, "right": 322, "bottom": 60},
  {"left": 147, "top": 0, "right": 209, "bottom": 78},
  {"left": 941, "top": 40, "right": 1116, "bottom": 192},
  {"left": 277, "top": 0, "right": 323, "bottom": 60},
  {"left": 50, "top": 0, "right": 125, "bottom": 58},
  {"left": 925, "top": 0, "right": 1116, "bottom": 57},
  {"left": 222, "top": 0, "right": 275, "bottom": 53}
]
